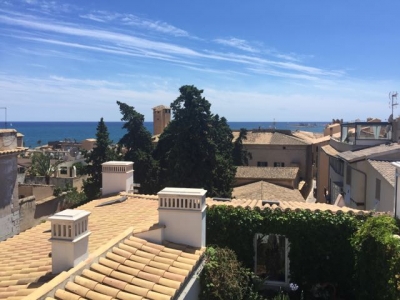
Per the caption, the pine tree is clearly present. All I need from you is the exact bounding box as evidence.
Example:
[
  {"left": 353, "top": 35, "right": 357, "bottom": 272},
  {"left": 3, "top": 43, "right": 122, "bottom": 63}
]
[
  {"left": 154, "top": 85, "right": 236, "bottom": 197},
  {"left": 83, "top": 118, "right": 116, "bottom": 200},
  {"left": 116, "top": 101, "right": 158, "bottom": 194},
  {"left": 232, "top": 128, "right": 252, "bottom": 166}
]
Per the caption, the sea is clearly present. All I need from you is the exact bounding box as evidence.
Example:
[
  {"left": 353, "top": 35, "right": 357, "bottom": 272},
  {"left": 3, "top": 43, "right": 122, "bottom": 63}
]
[{"left": 6, "top": 121, "right": 328, "bottom": 148}]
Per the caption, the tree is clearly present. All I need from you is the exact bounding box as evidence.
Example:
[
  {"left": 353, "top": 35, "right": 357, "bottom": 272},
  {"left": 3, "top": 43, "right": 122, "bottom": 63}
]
[
  {"left": 232, "top": 128, "right": 252, "bottom": 166},
  {"left": 30, "top": 152, "right": 60, "bottom": 184},
  {"left": 83, "top": 118, "right": 117, "bottom": 200},
  {"left": 116, "top": 101, "right": 158, "bottom": 194},
  {"left": 154, "top": 85, "right": 236, "bottom": 197}
]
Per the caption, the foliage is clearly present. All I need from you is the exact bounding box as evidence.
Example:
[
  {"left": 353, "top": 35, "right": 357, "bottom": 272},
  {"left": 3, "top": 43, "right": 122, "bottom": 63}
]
[
  {"left": 63, "top": 186, "right": 87, "bottom": 208},
  {"left": 30, "top": 152, "right": 61, "bottom": 184},
  {"left": 116, "top": 101, "right": 159, "bottom": 194},
  {"left": 154, "top": 85, "right": 236, "bottom": 197},
  {"left": 206, "top": 205, "right": 374, "bottom": 299},
  {"left": 53, "top": 184, "right": 87, "bottom": 208},
  {"left": 232, "top": 128, "right": 252, "bottom": 166},
  {"left": 200, "top": 247, "right": 264, "bottom": 300},
  {"left": 351, "top": 215, "right": 400, "bottom": 300},
  {"left": 83, "top": 118, "right": 117, "bottom": 200},
  {"left": 72, "top": 162, "right": 85, "bottom": 176}
]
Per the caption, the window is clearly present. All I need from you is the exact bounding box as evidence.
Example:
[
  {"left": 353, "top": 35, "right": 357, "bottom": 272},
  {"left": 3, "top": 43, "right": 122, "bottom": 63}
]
[
  {"left": 274, "top": 162, "right": 285, "bottom": 167},
  {"left": 257, "top": 162, "right": 268, "bottom": 167},
  {"left": 254, "top": 233, "right": 289, "bottom": 284},
  {"left": 60, "top": 167, "right": 68, "bottom": 175},
  {"left": 329, "top": 157, "right": 344, "bottom": 176},
  {"left": 375, "top": 178, "right": 381, "bottom": 201},
  {"left": 346, "top": 165, "right": 351, "bottom": 185}
]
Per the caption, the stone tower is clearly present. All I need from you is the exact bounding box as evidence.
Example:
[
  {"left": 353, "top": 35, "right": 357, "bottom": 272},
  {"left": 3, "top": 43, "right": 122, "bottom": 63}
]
[{"left": 153, "top": 105, "right": 171, "bottom": 135}]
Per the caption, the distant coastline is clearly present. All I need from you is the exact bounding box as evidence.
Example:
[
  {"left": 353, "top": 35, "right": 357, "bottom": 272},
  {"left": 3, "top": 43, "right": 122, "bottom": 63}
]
[{"left": 7, "top": 121, "right": 328, "bottom": 148}]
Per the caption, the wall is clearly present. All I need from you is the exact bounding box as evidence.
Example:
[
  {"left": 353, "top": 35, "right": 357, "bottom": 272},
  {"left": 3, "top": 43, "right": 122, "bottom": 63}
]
[
  {"left": 316, "top": 146, "right": 330, "bottom": 203},
  {"left": 365, "top": 165, "right": 394, "bottom": 213},
  {"left": 245, "top": 144, "right": 310, "bottom": 180},
  {"left": 24, "top": 176, "right": 87, "bottom": 191},
  {"left": 19, "top": 194, "right": 67, "bottom": 233},
  {"left": 0, "top": 154, "right": 20, "bottom": 241},
  {"left": 19, "top": 184, "right": 54, "bottom": 201}
]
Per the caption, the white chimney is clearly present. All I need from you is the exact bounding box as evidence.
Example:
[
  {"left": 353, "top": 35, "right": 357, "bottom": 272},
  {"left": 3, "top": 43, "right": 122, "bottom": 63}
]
[
  {"left": 49, "top": 209, "right": 91, "bottom": 274},
  {"left": 102, "top": 161, "right": 134, "bottom": 196},
  {"left": 158, "top": 187, "right": 207, "bottom": 248}
]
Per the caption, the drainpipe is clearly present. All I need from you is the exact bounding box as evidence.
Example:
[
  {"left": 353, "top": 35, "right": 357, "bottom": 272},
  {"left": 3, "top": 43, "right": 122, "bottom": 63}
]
[{"left": 348, "top": 163, "right": 367, "bottom": 207}]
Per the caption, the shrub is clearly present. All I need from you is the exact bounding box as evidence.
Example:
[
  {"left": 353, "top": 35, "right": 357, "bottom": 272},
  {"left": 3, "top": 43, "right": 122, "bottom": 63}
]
[
  {"left": 199, "top": 247, "right": 263, "bottom": 300},
  {"left": 351, "top": 215, "right": 400, "bottom": 300}
]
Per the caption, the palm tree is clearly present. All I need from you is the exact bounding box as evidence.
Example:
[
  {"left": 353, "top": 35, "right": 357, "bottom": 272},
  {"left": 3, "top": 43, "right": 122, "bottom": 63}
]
[{"left": 30, "top": 152, "right": 60, "bottom": 184}]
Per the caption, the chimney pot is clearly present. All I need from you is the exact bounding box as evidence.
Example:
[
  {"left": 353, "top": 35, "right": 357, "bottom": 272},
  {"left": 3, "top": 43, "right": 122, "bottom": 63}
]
[{"left": 49, "top": 209, "right": 91, "bottom": 274}]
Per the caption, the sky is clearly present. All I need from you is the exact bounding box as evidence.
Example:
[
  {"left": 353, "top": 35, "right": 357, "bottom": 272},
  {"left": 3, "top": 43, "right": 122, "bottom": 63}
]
[{"left": 0, "top": 0, "right": 399, "bottom": 122}]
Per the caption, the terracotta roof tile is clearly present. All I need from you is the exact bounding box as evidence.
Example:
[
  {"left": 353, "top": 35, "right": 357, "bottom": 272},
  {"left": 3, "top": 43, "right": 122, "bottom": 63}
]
[
  {"left": 207, "top": 198, "right": 372, "bottom": 215},
  {"left": 235, "top": 166, "right": 299, "bottom": 180},
  {"left": 233, "top": 181, "right": 305, "bottom": 202},
  {"left": 40, "top": 232, "right": 204, "bottom": 300}
]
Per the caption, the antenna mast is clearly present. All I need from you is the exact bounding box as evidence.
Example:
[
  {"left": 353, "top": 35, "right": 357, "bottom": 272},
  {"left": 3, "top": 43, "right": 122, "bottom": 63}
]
[{"left": 389, "top": 92, "right": 398, "bottom": 118}]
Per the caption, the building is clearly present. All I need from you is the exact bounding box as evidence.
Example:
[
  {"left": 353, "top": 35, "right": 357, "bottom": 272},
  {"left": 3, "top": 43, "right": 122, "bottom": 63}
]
[
  {"left": 153, "top": 105, "right": 171, "bottom": 136},
  {"left": 318, "top": 119, "right": 400, "bottom": 210},
  {"left": 232, "top": 129, "right": 312, "bottom": 182},
  {"left": 0, "top": 129, "right": 26, "bottom": 241},
  {"left": 81, "top": 138, "right": 97, "bottom": 151}
]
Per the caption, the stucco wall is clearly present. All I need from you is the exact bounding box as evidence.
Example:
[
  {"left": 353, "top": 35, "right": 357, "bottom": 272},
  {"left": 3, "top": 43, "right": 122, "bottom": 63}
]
[
  {"left": 19, "top": 184, "right": 54, "bottom": 201},
  {"left": 365, "top": 164, "right": 394, "bottom": 213},
  {"left": 18, "top": 194, "right": 67, "bottom": 233},
  {"left": 0, "top": 154, "right": 20, "bottom": 241},
  {"left": 316, "top": 147, "right": 330, "bottom": 203},
  {"left": 24, "top": 176, "right": 87, "bottom": 191},
  {"left": 245, "top": 144, "right": 310, "bottom": 181}
]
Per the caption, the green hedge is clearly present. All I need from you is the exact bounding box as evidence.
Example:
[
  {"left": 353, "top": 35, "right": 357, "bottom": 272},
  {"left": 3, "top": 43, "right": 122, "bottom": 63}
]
[{"left": 206, "top": 205, "right": 400, "bottom": 299}]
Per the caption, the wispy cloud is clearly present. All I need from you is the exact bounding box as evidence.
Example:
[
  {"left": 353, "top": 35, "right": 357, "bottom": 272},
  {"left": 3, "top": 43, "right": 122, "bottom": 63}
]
[
  {"left": 214, "top": 38, "right": 260, "bottom": 53},
  {"left": 80, "top": 10, "right": 190, "bottom": 37},
  {"left": 0, "top": 8, "right": 346, "bottom": 86},
  {"left": 23, "top": 0, "right": 77, "bottom": 14}
]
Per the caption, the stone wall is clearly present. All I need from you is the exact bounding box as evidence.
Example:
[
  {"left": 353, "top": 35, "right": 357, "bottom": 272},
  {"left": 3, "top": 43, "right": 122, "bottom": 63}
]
[{"left": 0, "top": 154, "right": 20, "bottom": 241}]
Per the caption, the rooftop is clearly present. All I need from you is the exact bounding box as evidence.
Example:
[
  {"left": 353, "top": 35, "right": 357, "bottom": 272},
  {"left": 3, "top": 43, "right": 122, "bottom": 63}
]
[
  {"left": 0, "top": 191, "right": 375, "bottom": 299},
  {"left": 368, "top": 160, "right": 396, "bottom": 187},
  {"left": 236, "top": 166, "right": 299, "bottom": 180},
  {"left": 321, "top": 144, "right": 340, "bottom": 157},
  {"left": 207, "top": 198, "right": 372, "bottom": 215},
  {"left": 338, "top": 143, "right": 400, "bottom": 162},
  {"left": 232, "top": 131, "right": 310, "bottom": 146},
  {"left": 0, "top": 147, "right": 27, "bottom": 156},
  {"left": 232, "top": 181, "right": 304, "bottom": 202}
]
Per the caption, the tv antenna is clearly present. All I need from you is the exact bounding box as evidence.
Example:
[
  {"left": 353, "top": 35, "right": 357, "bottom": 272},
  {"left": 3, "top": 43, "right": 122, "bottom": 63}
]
[{"left": 389, "top": 92, "right": 398, "bottom": 118}]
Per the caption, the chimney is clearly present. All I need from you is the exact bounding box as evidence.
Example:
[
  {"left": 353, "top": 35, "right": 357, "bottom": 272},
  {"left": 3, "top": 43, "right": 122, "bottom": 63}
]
[
  {"left": 49, "top": 209, "right": 91, "bottom": 274},
  {"left": 102, "top": 161, "right": 134, "bottom": 196},
  {"left": 158, "top": 187, "right": 206, "bottom": 248}
]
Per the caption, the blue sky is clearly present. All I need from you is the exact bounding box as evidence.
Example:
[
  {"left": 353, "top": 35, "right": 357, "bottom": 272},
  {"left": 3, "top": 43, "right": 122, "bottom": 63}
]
[{"left": 0, "top": 0, "right": 399, "bottom": 122}]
